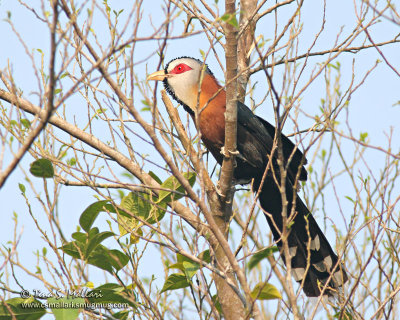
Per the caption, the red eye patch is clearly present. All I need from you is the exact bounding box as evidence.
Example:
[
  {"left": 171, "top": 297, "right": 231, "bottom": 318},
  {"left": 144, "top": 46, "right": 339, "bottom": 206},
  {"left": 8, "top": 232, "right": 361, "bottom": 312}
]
[{"left": 170, "top": 63, "right": 192, "bottom": 74}]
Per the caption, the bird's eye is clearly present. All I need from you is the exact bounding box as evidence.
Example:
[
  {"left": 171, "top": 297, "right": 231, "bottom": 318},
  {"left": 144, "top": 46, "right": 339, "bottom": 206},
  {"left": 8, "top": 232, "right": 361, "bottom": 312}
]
[{"left": 171, "top": 63, "right": 192, "bottom": 74}]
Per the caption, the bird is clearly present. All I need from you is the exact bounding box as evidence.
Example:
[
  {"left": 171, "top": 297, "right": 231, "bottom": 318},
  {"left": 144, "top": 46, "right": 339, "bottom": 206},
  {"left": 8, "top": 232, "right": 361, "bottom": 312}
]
[{"left": 147, "top": 56, "right": 348, "bottom": 297}]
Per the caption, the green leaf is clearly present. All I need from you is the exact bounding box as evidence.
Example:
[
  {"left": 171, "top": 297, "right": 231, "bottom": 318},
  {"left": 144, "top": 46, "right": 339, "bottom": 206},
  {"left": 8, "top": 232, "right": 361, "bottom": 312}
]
[
  {"left": 177, "top": 253, "right": 195, "bottom": 264},
  {"left": 198, "top": 250, "right": 211, "bottom": 263},
  {"left": 121, "top": 192, "right": 166, "bottom": 224},
  {"left": 85, "top": 231, "right": 114, "bottom": 257},
  {"left": 160, "top": 273, "right": 190, "bottom": 293},
  {"left": 168, "top": 262, "right": 185, "bottom": 271},
  {"left": 158, "top": 172, "right": 196, "bottom": 204},
  {"left": 88, "top": 248, "right": 129, "bottom": 272},
  {"left": 141, "top": 106, "right": 150, "bottom": 112},
  {"left": 67, "top": 157, "right": 76, "bottom": 166},
  {"left": 121, "top": 172, "right": 134, "bottom": 180},
  {"left": 220, "top": 13, "right": 239, "bottom": 28},
  {"left": 170, "top": 250, "right": 211, "bottom": 280},
  {"left": 175, "top": 253, "right": 200, "bottom": 279},
  {"left": 118, "top": 212, "right": 144, "bottom": 244},
  {"left": 251, "top": 282, "right": 282, "bottom": 300},
  {"left": 57, "top": 145, "right": 68, "bottom": 160},
  {"left": 60, "top": 241, "right": 86, "bottom": 259},
  {"left": 141, "top": 99, "right": 150, "bottom": 107},
  {"left": 60, "top": 72, "right": 69, "bottom": 79},
  {"left": 334, "top": 310, "right": 354, "bottom": 320},
  {"left": 182, "top": 261, "right": 199, "bottom": 279},
  {"left": 148, "top": 201, "right": 167, "bottom": 224},
  {"left": 148, "top": 171, "right": 162, "bottom": 184},
  {"left": 18, "top": 183, "right": 26, "bottom": 194},
  {"left": 21, "top": 119, "right": 31, "bottom": 129},
  {"left": 0, "top": 297, "right": 46, "bottom": 319},
  {"left": 360, "top": 132, "right": 368, "bottom": 143},
  {"left": 79, "top": 200, "right": 121, "bottom": 232},
  {"left": 87, "top": 283, "right": 137, "bottom": 308},
  {"left": 248, "top": 247, "right": 278, "bottom": 271},
  {"left": 211, "top": 294, "right": 222, "bottom": 314},
  {"left": 84, "top": 249, "right": 115, "bottom": 273},
  {"left": 71, "top": 231, "right": 87, "bottom": 243},
  {"left": 109, "top": 249, "right": 130, "bottom": 271},
  {"left": 48, "top": 297, "right": 84, "bottom": 319},
  {"left": 118, "top": 212, "right": 138, "bottom": 237},
  {"left": 199, "top": 49, "right": 205, "bottom": 59},
  {"left": 129, "top": 227, "right": 143, "bottom": 244},
  {"left": 88, "top": 246, "right": 129, "bottom": 273},
  {"left": 112, "top": 310, "right": 130, "bottom": 319},
  {"left": 121, "top": 192, "right": 150, "bottom": 219},
  {"left": 60, "top": 239, "right": 129, "bottom": 274},
  {"left": 29, "top": 158, "right": 54, "bottom": 178},
  {"left": 54, "top": 88, "right": 62, "bottom": 95}
]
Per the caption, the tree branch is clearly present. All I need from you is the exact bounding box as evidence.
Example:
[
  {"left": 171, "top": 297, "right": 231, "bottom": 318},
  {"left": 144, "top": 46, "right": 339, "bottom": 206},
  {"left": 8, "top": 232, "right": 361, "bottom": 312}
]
[{"left": 0, "top": 1, "right": 59, "bottom": 188}]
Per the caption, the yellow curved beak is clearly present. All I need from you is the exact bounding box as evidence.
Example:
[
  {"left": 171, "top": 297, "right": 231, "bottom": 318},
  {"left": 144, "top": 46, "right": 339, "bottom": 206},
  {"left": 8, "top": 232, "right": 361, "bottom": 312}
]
[{"left": 146, "top": 70, "right": 167, "bottom": 82}]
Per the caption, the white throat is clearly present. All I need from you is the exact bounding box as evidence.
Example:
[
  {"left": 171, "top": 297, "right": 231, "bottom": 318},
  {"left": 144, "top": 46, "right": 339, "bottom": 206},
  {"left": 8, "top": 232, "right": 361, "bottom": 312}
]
[{"left": 166, "top": 58, "right": 207, "bottom": 110}]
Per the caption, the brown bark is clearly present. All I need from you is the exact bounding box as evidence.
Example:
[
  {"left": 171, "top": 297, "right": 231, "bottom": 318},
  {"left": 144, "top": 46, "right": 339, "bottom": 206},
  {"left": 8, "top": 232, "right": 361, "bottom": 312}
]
[{"left": 212, "top": 0, "right": 243, "bottom": 318}]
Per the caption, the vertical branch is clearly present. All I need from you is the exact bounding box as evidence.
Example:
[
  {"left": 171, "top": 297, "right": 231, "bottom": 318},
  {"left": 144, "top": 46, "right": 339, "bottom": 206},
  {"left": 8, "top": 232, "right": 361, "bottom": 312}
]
[
  {"left": 212, "top": 2, "right": 247, "bottom": 320},
  {"left": 219, "top": 0, "right": 238, "bottom": 213}
]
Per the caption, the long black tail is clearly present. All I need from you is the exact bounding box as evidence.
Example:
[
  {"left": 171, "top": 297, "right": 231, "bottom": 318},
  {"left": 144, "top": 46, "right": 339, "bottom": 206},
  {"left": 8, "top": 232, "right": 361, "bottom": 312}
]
[{"left": 255, "top": 178, "right": 348, "bottom": 297}]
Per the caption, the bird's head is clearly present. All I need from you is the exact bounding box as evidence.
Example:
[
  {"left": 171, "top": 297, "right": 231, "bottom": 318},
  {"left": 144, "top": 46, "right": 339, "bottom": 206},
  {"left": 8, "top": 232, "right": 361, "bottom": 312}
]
[{"left": 147, "top": 57, "right": 222, "bottom": 114}]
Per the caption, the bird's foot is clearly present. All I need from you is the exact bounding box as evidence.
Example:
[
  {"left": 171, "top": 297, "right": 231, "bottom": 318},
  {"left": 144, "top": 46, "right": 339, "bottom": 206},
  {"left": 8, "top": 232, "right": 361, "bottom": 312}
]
[
  {"left": 232, "top": 177, "right": 251, "bottom": 186},
  {"left": 220, "top": 147, "right": 240, "bottom": 158},
  {"left": 215, "top": 181, "right": 225, "bottom": 198},
  {"left": 220, "top": 146, "right": 229, "bottom": 158},
  {"left": 216, "top": 181, "right": 240, "bottom": 204}
]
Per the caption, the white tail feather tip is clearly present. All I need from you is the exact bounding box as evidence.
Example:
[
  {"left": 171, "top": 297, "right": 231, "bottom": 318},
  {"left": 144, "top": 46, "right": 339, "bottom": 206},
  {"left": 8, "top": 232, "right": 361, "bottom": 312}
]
[
  {"left": 292, "top": 267, "right": 305, "bottom": 281},
  {"left": 309, "top": 235, "right": 320, "bottom": 251},
  {"left": 313, "top": 255, "right": 333, "bottom": 272}
]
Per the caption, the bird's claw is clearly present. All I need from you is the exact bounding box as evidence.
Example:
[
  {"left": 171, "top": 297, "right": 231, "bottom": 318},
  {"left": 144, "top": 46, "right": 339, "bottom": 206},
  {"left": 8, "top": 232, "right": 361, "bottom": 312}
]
[
  {"left": 220, "top": 147, "right": 240, "bottom": 158},
  {"left": 220, "top": 146, "right": 228, "bottom": 157},
  {"left": 233, "top": 178, "right": 251, "bottom": 186},
  {"left": 215, "top": 182, "right": 225, "bottom": 198},
  {"left": 216, "top": 181, "right": 237, "bottom": 204}
]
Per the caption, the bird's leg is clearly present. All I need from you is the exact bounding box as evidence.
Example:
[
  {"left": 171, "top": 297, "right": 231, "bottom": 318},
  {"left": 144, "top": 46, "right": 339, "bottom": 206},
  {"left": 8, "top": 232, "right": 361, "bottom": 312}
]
[
  {"left": 232, "top": 178, "right": 252, "bottom": 186},
  {"left": 215, "top": 180, "right": 225, "bottom": 198},
  {"left": 220, "top": 146, "right": 229, "bottom": 158},
  {"left": 215, "top": 179, "right": 237, "bottom": 200},
  {"left": 220, "top": 146, "right": 240, "bottom": 158},
  {"left": 217, "top": 147, "right": 241, "bottom": 198}
]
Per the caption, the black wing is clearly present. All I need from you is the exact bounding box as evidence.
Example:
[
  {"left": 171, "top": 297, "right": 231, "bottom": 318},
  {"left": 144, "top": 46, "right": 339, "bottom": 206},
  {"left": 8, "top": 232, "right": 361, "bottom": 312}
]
[
  {"left": 235, "top": 101, "right": 307, "bottom": 184},
  {"left": 255, "top": 114, "right": 307, "bottom": 181}
]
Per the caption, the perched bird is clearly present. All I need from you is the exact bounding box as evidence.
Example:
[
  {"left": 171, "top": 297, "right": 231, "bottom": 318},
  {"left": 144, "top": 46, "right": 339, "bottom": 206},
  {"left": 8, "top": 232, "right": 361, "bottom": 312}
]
[{"left": 147, "top": 57, "right": 347, "bottom": 297}]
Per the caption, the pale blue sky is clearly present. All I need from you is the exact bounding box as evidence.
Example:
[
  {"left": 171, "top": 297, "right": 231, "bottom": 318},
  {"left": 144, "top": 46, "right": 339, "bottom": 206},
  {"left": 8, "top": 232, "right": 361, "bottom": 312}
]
[{"left": 1, "top": 0, "right": 399, "bottom": 318}]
